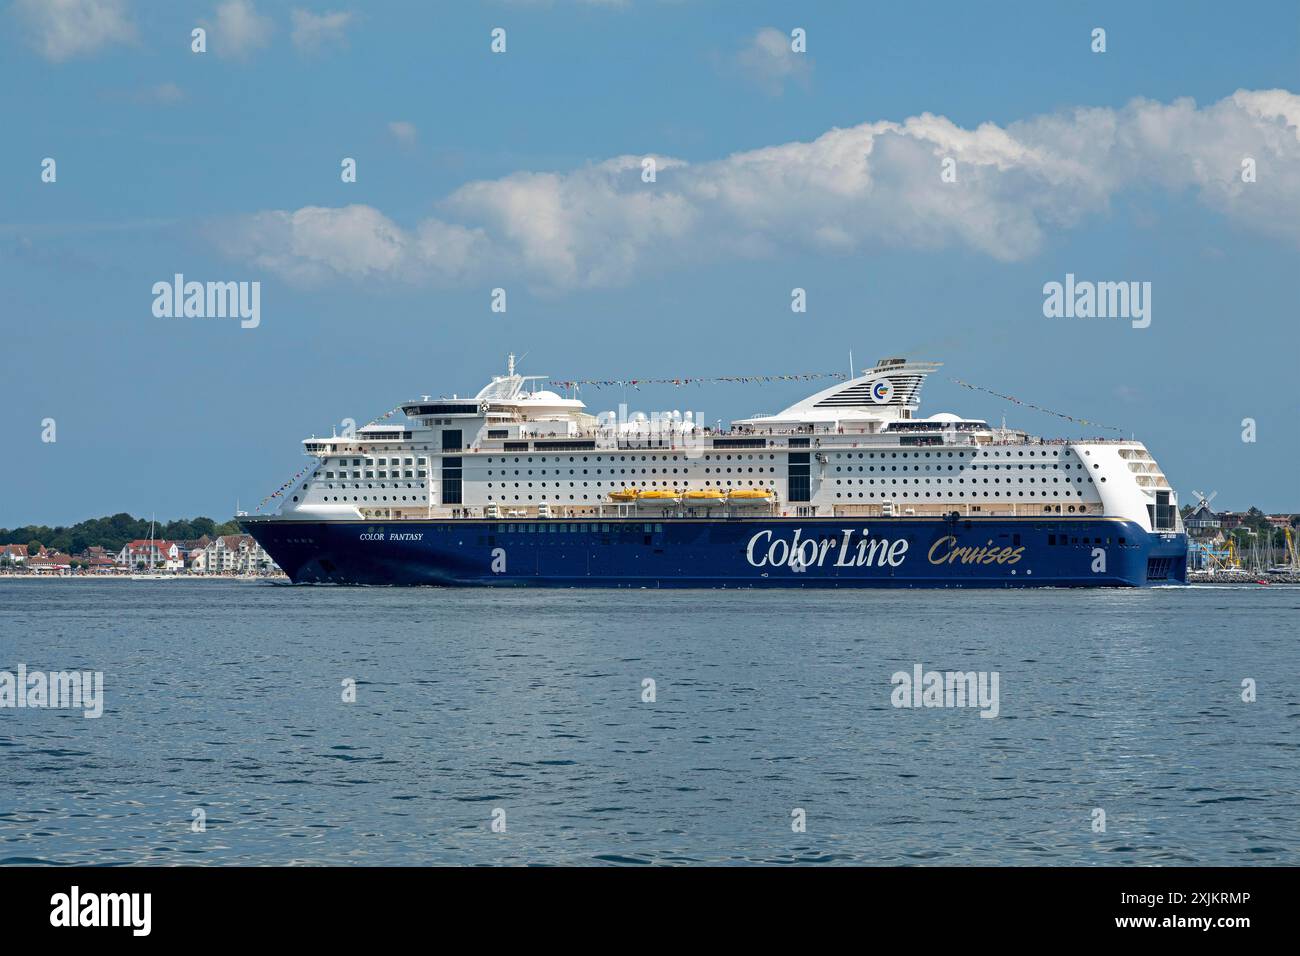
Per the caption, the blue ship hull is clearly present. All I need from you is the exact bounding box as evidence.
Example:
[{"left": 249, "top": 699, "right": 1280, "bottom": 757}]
[{"left": 241, "top": 516, "right": 1188, "bottom": 587}]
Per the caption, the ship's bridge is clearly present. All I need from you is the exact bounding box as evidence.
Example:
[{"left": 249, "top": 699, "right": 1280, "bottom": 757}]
[{"left": 402, "top": 354, "right": 588, "bottom": 426}]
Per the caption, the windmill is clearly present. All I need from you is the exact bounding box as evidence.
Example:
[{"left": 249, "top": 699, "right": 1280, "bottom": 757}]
[{"left": 1185, "top": 490, "right": 1231, "bottom": 571}]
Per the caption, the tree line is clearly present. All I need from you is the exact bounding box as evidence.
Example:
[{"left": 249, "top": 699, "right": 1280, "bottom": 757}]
[{"left": 0, "top": 513, "right": 242, "bottom": 556}]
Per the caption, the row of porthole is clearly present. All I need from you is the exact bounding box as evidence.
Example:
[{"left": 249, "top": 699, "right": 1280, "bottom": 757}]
[
  {"left": 305, "top": 491, "right": 1081, "bottom": 506},
  {"left": 298, "top": 476, "right": 1098, "bottom": 502},
  {"left": 309, "top": 496, "right": 423, "bottom": 502},
  {"left": 834, "top": 464, "right": 1078, "bottom": 472},
  {"left": 835, "top": 477, "right": 1087, "bottom": 485},
  {"left": 318, "top": 482, "right": 421, "bottom": 490},
  {"left": 486, "top": 468, "right": 771, "bottom": 477},
  {"left": 831, "top": 449, "right": 1064, "bottom": 459},
  {"left": 488, "top": 454, "right": 779, "bottom": 464},
  {"left": 833, "top": 492, "right": 1089, "bottom": 502}
]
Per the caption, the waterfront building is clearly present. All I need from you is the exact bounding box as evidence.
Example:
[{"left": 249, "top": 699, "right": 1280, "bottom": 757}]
[{"left": 116, "top": 539, "right": 183, "bottom": 571}]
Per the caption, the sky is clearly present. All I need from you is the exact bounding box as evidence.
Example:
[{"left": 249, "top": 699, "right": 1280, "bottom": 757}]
[{"left": 1, "top": 0, "right": 1298, "bottom": 528}]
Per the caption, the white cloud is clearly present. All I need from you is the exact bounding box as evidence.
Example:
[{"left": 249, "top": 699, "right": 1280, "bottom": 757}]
[
  {"left": 445, "top": 156, "right": 695, "bottom": 287},
  {"left": 219, "top": 90, "right": 1300, "bottom": 290},
  {"left": 387, "top": 121, "right": 417, "bottom": 147},
  {"left": 210, "top": 205, "right": 488, "bottom": 285},
  {"left": 290, "top": 8, "right": 352, "bottom": 54},
  {"left": 732, "top": 27, "right": 811, "bottom": 96},
  {"left": 11, "top": 0, "right": 136, "bottom": 62},
  {"left": 204, "top": 0, "right": 273, "bottom": 59}
]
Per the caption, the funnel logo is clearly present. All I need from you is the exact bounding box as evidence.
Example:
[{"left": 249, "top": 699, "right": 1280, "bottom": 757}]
[{"left": 871, "top": 380, "right": 894, "bottom": 404}]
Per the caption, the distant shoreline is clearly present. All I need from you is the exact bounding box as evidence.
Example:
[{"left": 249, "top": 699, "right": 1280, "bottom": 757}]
[{"left": 0, "top": 572, "right": 286, "bottom": 581}]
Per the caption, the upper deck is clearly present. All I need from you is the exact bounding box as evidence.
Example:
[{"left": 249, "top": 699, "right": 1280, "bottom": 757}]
[{"left": 266, "top": 355, "right": 1182, "bottom": 534}]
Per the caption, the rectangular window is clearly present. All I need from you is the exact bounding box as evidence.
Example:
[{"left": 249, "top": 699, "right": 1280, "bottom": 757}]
[
  {"left": 788, "top": 452, "right": 811, "bottom": 502},
  {"left": 534, "top": 440, "right": 597, "bottom": 451},
  {"left": 441, "top": 453, "right": 463, "bottom": 505}
]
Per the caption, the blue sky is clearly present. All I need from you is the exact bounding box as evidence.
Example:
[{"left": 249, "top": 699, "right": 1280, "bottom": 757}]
[{"left": 2, "top": 0, "right": 1298, "bottom": 527}]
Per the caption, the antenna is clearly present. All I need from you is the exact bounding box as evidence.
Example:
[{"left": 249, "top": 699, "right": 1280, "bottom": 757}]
[{"left": 849, "top": 350, "right": 854, "bottom": 378}]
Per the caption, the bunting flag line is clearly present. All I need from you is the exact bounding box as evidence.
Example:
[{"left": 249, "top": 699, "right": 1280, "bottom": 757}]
[
  {"left": 363, "top": 406, "right": 403, "bottom": 428},
  {"left": 255, "top": 463, "right": 314, "bottom": 512},
  {"left": 256, "top": 405, "right": 406, "bottom": 512},
  {"left": 949, "top": 378, "right": 1125, "bottom": 433},
  {"left": 549, "top": 371, "right": 851, "bottom": 390},
  {"left": 255, "top": 404, "right": 408, "bottom": 511}
]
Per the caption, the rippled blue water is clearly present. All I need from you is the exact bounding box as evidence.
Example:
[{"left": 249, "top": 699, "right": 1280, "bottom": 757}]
[{"left": 0, "top": 579, "right": 1296, "bottom": 865}]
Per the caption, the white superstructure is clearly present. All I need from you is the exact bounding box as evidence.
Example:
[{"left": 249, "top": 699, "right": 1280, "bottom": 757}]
[{"left": 271, "top": 356, "right": 1182, "bottom": 533}]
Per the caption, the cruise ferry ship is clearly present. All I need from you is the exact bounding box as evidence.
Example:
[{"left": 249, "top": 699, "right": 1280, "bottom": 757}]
[{"left": 239, "top": 356, "right": 1187, "bottom": 587}]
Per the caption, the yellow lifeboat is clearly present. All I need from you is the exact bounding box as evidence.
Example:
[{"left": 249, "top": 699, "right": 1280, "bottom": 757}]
[
  {"left": 727, "top": 488, "right": 774, "bottom": 503},
  {"left": 683, "top": 489, "right": 725, "bottom": 506},
  {"left": 609, "top": 488, "right": 639, "bottom": 502},
  {"left": 638, "top": 489, "right": 680, "bottom": 501}
]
